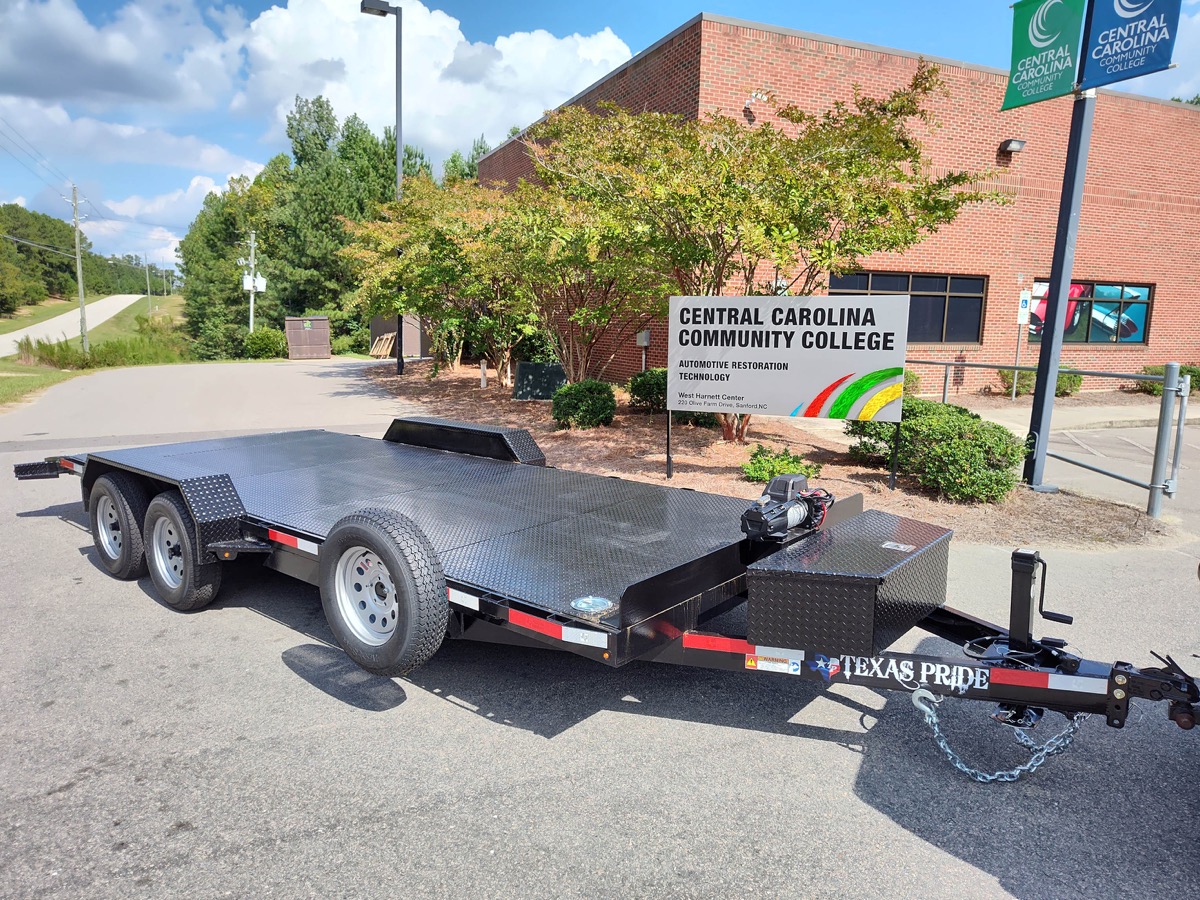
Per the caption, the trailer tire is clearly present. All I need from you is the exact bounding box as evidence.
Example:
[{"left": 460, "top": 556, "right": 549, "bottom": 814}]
[
  {"left": 89, "top": 473, "right": 150, "bottom": 580},
  {"left": 144, "top": 491, "right": 222, "bottom": 611},
  {"left": 319, "top": 509, "right": 448, "bottom": 677}
]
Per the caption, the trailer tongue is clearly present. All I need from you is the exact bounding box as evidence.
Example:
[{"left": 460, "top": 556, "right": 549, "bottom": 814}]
[{"left": 14, "top": 416, "right": 1198, "bottom": 781}]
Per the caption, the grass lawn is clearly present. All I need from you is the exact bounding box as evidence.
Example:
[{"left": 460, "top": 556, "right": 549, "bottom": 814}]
[
  {"left": 0, "top": 358, "right": 77, "bottom": 406},
  {"left": 0, "top": 293, "right": 124, "bottom": 336},
  {"left": 71, "top": 293, "right": 185, "bottom": 346}
]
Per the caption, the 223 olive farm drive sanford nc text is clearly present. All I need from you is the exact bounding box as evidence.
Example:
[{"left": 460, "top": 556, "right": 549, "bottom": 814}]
[{"left": 667, "top": 295, "right": 910, "bottom": 423}]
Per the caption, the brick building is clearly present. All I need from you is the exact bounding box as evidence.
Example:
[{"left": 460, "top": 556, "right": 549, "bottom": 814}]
[{"left": 478, "top": 13, "right": 1200, "bottom": 394}]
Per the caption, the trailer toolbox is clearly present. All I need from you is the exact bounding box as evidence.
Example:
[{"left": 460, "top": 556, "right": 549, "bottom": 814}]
[{"left": 745, "top": 510, "right": 951, "bottom": 656}]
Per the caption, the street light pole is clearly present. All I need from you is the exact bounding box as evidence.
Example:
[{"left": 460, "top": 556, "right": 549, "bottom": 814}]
[{"left": 361, "top": 0, "right": 405, "bottom": 374}]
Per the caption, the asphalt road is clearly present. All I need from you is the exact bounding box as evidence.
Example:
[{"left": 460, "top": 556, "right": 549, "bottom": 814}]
[
  {"left": 2, "top": 362, "right": 1199, "bottom": 898},
  {"left": 2, "top": 295, "right": 147, "bottom": 357}
]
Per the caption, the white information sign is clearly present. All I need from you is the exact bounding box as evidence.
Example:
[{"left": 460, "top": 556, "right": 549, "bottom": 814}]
[
  {"left": 667, "top": 294, "right": 910, "bottom": 423},
  {"left": 1018, "top": 290, "right": 1032, "bottom": 325}
]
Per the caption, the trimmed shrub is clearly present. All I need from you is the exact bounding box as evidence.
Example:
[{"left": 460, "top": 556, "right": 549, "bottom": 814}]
[
  {"left": 331, "top": 335, "right": 357, "bottom": 355},
  {"left": 513, "top": 329, "right": 559, "bottom": 364},
  {"left": 1055, "top": 373, "right": 1082, "bottom": 396},
  {"left": 996, "top": 369, "right": 1083, "bottom": 397},
  {"left": 244, "top": 326, "right": 289, "bottom": 359},
  {"left": 845, "top": 397, "right": 1023, "bottom": 503},
  {"left": 742, "top": 443, "right": 822, "bottom": 483},
  {"left": 552, "top": 380, "right": 617, "bottom": 429},
  {"left": 1135, "top": 365, "right": 1200, "bottom": 397},
  {"left": 903, "top": 369, "right": 921, "bottom": 396},
  {"left": 627, "top": 368, "right": 667, "bottom": 413}
]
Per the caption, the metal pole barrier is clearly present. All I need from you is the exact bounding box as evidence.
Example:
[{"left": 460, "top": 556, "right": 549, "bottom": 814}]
[
  {"left": 1147, "top": 362, "right": 1179, "bottom": 518},
  {"left": 942, "top": 367, "right": 949, "bottom": 405},
  {"left": 889, "top": 421, "right": 900, "bottom": 490},
  {"left": 1010, "top": 326, "right": 1022, "bottom": 402},
  {"left": 666, "top": 412, "right": 673, "bottom": 479},
  {"left": 1168, "top": 373, "right": 1190, "bottom": 498}
]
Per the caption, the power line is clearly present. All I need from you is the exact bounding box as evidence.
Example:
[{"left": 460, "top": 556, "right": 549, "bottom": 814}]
[
  {"left": 0, "top": 116, "right": 73, "bottom": 185},
  {"left": 3, "top": 233, "right": 173, "bottom": 273},
  {"left": 0, "top": 136, "right": 68, "bottom": 197},
  {"left": 2, "top": 232, "right": 76, "bottom": 258}
]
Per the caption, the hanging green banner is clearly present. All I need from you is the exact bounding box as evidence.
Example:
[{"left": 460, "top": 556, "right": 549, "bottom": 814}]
[{"left": 1002, "top": 0, "right": 1087, "bottom": 110}]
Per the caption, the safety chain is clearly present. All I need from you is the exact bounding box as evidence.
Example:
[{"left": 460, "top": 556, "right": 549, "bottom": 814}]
[{"left": 911, "top": 688, "right": 1089, "bottom": 783}]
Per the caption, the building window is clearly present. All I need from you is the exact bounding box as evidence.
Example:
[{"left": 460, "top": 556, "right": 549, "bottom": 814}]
[
  {"left": 1028, "top": 281, "right": 1151, "bottom": 344},
  {"left": 827, "top": 272, "right": 986, "bottom": 344}
]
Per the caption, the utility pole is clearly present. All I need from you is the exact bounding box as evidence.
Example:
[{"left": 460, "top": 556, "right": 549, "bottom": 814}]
[
  {"left": 248, "top": 230, "right": 256, "bottom": 333},
  {"left": 145, "top": 258, "right": 151, "bottom": 312},
  {"left": 71, "top": 184, "right": 88, "bottom": 352}
]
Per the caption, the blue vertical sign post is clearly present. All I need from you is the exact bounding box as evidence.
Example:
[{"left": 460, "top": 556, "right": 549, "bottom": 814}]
[{"left": 1017, "top": 0, "right": 1182, "bottom": 488}]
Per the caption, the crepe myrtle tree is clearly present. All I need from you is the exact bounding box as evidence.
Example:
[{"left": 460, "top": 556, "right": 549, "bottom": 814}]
[
  {"left": 344, "top": 175, "right": 537, "bottom": 386},
  {"left": 528, "top": 61, "right": 998, "bottom": 442}
]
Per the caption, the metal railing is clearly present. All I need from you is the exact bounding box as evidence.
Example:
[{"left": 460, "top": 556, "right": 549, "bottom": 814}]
[{"left": 907, "top": 359, "right": 1189, "bottom": 518}]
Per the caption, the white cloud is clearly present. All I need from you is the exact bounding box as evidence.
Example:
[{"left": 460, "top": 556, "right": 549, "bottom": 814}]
[
  {"left": 5, "top": 196, "right": 28, "bottom": 207},
  {"left": 1121, "top": 7, "right": 1200, "bottom": 100},
  {"left": 229, "top": 0, "right": 631, "bottom": 164},
  {"left": 82, "top": 218, "right": 181, "bottom": 264},
  {"left": 104, "top": 175, "right": 221, "bottom": 222},
  {"left": 0, "top": 97, "right": 262, "bottom": 175},
  {"left": 0, "top": 0, "right": 244, "bottom": 111}
]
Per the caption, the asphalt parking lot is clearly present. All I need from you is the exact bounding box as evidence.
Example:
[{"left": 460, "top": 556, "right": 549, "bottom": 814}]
[{"left": 2, "top": 361, "right": 1199, "bottom": 898}]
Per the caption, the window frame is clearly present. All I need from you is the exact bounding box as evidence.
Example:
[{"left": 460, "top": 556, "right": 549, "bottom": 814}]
[{"left": 827, "top": 271, "right": 988, "bottom": 345}]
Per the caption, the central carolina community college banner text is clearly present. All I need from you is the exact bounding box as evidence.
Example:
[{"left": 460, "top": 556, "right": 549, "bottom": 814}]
[{"left": 1003, "top": 0, "right": 1087, "bottom": 110}]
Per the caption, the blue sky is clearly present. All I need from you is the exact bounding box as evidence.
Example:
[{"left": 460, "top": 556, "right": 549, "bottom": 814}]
[{"left": 1, "top": 0, "right": 1196, "bottom": 265}]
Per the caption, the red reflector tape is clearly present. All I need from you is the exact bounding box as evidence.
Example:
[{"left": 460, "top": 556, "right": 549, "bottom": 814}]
[
  {"left": 682, "top": 633, "right": 756, "bottom": 655},
  {"left": 989, "top": 668, "right": 1050, "bottom": 689},
  {"left": 508, "top": 608, "right": 563, "bottom": 640},
  {"left": 267, "top": 528, "right": 299, "bottom": 549}
]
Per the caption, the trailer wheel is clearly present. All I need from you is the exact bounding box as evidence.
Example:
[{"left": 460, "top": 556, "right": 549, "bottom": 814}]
[
  {"left": 144, "top": 491, "right": 222, "bottom": 611},
  {"left": 319, "top": 509, "right": 448, "bottom": 677},
  {"left": 89, "top": 473, "right": 150, "bottom": 580}
]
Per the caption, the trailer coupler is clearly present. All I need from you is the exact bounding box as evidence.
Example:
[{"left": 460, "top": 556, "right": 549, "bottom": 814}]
[{"left": 1107, "top": 653, "right": 1198, "bottom": 730}]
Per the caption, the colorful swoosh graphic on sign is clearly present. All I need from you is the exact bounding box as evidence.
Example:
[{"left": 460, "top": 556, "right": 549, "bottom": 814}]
[
  {"left": 859, "top": 382, "right": 903, "bottom": 420},
  {"left": 829, "top": 368, "right": 904, "bottom": 419},
  {"left": 792, "top": 368, "right": 904, "bottom": 420},
  {"left": 792, "top": 374, "right": 853, "bottom": 417}
]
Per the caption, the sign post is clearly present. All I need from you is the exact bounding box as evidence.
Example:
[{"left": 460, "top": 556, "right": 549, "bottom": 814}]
[
  {"left": 1012, "top": 289, "right": 1033, "bottom": 401},
  {"left": 667, "top": 294, "right": 909, "bottom": 448}
]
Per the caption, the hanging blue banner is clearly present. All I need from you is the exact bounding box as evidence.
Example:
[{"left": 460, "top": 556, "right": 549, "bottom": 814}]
[{"left": 1079, "top": 0, "right": 1182, "bottom": 90}]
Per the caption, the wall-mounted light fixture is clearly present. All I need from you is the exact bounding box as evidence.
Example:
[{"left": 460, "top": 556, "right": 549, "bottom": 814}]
[
  {"left": 999, "top": 138, "right": 1027, "bottom": 154},
  {"left": 744, "top": 89, "right": 773, "bottom": 110}
]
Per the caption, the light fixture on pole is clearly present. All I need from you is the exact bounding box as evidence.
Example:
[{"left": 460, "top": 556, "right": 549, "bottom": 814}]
[{"left": 361, "top": 0, "right": 405, "bottom": 374}]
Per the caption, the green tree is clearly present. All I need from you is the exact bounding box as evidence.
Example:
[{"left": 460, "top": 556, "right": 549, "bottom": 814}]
[
  {"left": 529, "top": 62, "right": 996, "bottom": 440},
  {"left": 494, "top": 183, "right": 670, "bottom": 382},
  {"left": 403, "top": 144, "right": 434, "bottom": 179},
  {"left": 442, "top": 134, "right": 491, "bottom": 183}
]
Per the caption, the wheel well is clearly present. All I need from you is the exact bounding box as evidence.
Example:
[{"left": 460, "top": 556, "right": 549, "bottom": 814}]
[{"left": 82, "top": 462, "right": 173, "bottom": 513}]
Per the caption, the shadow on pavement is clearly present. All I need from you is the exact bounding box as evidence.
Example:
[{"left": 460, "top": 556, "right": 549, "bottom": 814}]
[
  {"left": 282, "top": 644, "right": 407, "bottom": 712},
  {"left": 16, "top": 501, "right": 89, "bottom": 531}
]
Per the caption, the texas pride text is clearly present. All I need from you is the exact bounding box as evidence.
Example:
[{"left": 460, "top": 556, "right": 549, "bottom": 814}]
[{"left": 675, "top": 303, "right": 898, "bottom": 350}]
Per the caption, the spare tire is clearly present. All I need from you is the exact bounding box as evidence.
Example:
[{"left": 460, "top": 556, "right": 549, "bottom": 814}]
[{"left": 319, "top": 509, "right": 448, "bottom": 677}]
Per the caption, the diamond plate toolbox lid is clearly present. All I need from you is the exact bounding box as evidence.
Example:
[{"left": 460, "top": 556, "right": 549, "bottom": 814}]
[{"left": 745, "top": 509, "right": 952, "bottom": 656}]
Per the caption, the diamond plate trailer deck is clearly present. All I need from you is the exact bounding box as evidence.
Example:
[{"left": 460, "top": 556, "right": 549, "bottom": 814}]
[{"left": 14, "top": 417, "right": 1199, "bottom": 779}]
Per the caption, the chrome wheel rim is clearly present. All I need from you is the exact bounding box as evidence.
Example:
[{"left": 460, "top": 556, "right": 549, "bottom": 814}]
[
  {"left": 150, "top": 515, "right": 184, "bottom": 590},
  {"left": 96, "top": 494, "right": 122, "bottom": 560},
  {"left": 334, "top": 546, "right": 397, "bottom": 647}
]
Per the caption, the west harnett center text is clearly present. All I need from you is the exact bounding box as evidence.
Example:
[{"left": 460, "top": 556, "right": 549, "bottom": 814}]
[{"left": 675, "top": 304, "right": 897, "bottom": 380}]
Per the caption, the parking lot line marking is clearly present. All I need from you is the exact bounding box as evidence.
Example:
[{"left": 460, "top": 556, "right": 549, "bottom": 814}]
[
  {"left": 1117, "top": 435, "right": 1154, "bottom": 455},
  {"left": 1062, "top": 431, "right": 1104, "bottom": 457}
]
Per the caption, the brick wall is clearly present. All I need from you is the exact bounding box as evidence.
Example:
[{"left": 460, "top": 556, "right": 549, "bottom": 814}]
[{"left": 480, "top": 14, "right": 1200, "bottom": 396}]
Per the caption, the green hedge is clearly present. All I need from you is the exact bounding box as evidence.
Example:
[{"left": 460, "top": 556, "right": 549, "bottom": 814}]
[
  {"left": 627, "top": 368, "right": 667, "bottom": 413},
  {"left": 845, "top": 397, "right": 1024, "bottom": 503},
  {"left": 244, "top": 326, "right": 289, "bottom": 359},
  {"left": 995, "top": 369, "right": 1082, "bottom": 397},
  {"left": 1134, "top": 365, "right": 1200, "bottom": 397},
  {"left": 552, "top": 380, "right": 616, "bottom": 429}
]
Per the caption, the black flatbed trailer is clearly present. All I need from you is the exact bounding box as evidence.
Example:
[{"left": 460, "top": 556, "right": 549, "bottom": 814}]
[{"left": 15, "top": 416, "right": 1199, "bottom": 781}]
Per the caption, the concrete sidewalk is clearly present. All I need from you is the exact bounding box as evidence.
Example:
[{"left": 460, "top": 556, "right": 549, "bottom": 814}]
[
  {"left": 977, "top": 399, "right": 1199, "bottom": 438},
  {"left": 2, "top": 293, "right": 146, "bottom": 357}
]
